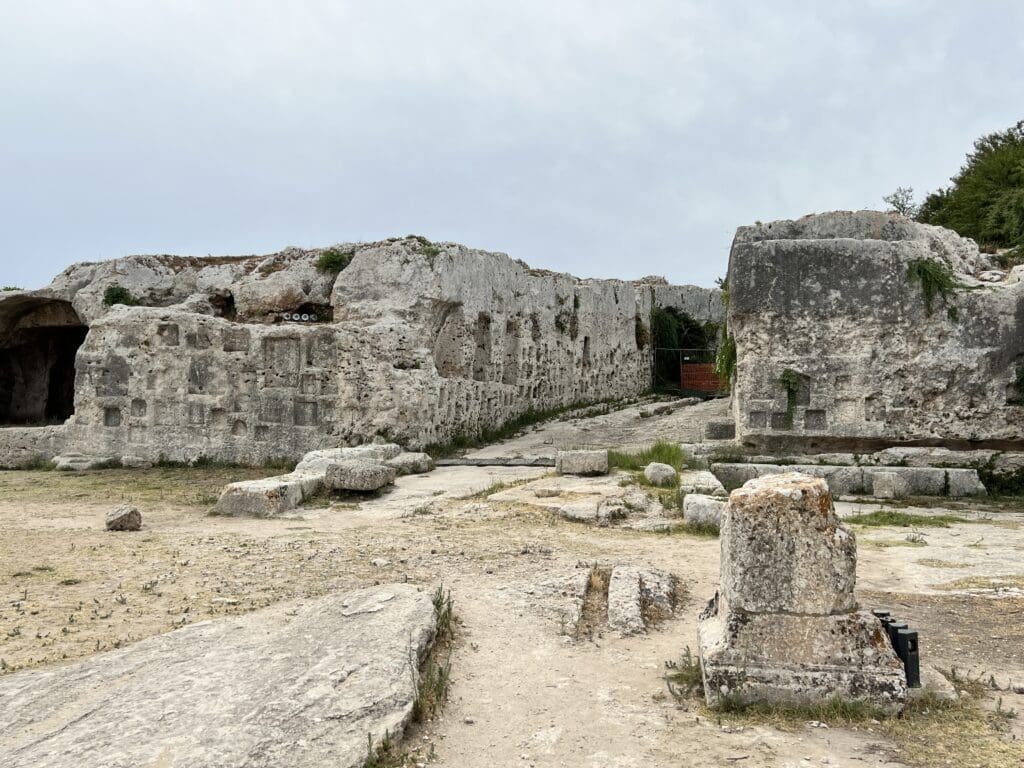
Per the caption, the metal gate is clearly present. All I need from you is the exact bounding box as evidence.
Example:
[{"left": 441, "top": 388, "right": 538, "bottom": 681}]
[{"left": 654, "top": 347, "right": 725, "bottom": 397}]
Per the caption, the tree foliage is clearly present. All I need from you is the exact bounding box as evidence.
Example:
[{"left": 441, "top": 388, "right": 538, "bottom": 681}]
[
  {"left": 883, "top": 186, "right": 919, "bottom": 217},
  {"left": 917, "top": 120, "right": 1024, "bottom": 250}
]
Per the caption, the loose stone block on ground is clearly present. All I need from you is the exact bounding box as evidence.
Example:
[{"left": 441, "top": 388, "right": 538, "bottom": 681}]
[
  {"left": 555, "top": 449, "right": 609, "bottom": 476},
  {"left": 325, "top": 459, "right": 397, "bottom": 492}
]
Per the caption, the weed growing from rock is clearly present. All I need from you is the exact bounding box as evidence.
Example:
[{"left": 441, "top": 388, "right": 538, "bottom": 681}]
[{"left": 906, "top": 258, "right": 958, "bottom": 316}]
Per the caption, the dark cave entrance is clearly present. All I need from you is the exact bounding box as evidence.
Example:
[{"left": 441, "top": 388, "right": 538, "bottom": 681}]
[{"left": 0, "top": 299, "right": 88, "bottom": 425}]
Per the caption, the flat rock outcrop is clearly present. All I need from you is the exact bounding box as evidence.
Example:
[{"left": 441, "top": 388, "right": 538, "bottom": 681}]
[{"left": 0, "top": 584, "right": 436, "bottom": 768}]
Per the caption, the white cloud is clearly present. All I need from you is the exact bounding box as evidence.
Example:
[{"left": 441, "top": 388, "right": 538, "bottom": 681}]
[{"left": 1, "top": 1, "right": 1021, "bottom": 288}]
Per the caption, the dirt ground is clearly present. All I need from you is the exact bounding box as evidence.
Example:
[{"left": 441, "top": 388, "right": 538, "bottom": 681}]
[{"left": 2, "top": 402, "right": 1023, "bottom": 767}]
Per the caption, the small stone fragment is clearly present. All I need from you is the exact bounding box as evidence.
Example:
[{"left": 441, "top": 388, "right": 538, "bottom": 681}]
[
  {"left": 105, "top": 505, "right": 141, "bottom": 532},
  {"left": 682, "top": 494, "right": 726, "bottom": 529},
  {"left": 643, "top": 462, "right": 677, "bottom": 487}
]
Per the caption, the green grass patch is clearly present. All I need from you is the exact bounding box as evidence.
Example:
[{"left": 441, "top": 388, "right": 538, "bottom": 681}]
[
  {"left": 677, "top": 520, "right": 720, "bottom": 538},
  {"left": 608, "top": 440, "right": 686, "bottom": 472}
]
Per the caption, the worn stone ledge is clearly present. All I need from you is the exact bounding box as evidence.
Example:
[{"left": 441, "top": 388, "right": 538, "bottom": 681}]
[
  {"left": 710, "top": 462, "right": 986, "bottom": 497},
  {"left": 436, "top": 456, "right": 555, "bottom": 467}
]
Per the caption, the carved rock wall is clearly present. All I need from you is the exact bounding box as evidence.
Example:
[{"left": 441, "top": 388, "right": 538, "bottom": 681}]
[
  {"left": 0, "top": 237, "right": 718, "bottom": 465},
  {"left": 727, "top": 211, "right": 1024, "bottom": 451}
]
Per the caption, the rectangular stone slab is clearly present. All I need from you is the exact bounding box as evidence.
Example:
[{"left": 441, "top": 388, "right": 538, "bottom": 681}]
[{"left": 0, "top": 585, "right": 436, "bottom": 768}]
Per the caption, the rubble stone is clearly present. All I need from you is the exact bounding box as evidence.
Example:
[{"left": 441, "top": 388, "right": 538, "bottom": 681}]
[
  {"left": 682, "top": 494, "right": 726, "bottom": 529},
  {"left": 325, "top": 459, "right": 397, "bottom": 492},
  {"left": 215, "top": 472, "right": 324, "bottom": 517},
  {"left": 643, "top": 462, "right": 677, "bottom": 487},
  {"left": 555, "top": 449, "right": 609, "bottom": 476},
  {"left": 386, "top": 452, "right": 435, "bottom": 475},
  {"left": 105, "top": 505, "right": 141, "bottom": 531}
]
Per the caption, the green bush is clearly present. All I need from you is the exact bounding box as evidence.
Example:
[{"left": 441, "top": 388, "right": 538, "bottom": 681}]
[
  {"left": 1, "top": 285, "right": 22, "bottom": 291},
  {"left": 917, "top": 121, "right": 1024, "bottom": 251},
  {"left": 315, "top": 247, "right": 354, "bottom": 274},
  {"left": 714, "top": 334, "right": 736, "bottom": 383},
  {"left": 906, "top": 258, "right": 958, "bottom": 316},
  {"left": 102, "top": 285, "right": 138, "bottom": 306}
]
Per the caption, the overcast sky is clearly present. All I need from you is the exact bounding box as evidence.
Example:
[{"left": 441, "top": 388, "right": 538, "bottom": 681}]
[{"left": 2, "top": 1, "right": 1022, "bottom": 289}]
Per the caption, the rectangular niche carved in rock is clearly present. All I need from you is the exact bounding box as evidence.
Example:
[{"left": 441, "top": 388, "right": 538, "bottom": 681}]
[
  {"left": 222, "top": 327, "right": 250, "bottom": 353},
  {"left": 264, "top": 337, "right": 301, "bottom": 372},
  {"left": 293, "top": 400, "right": 319, "bottom": 426},
  {"left": 804, "top": 409, "right": 827, "bottom": 430},
  {"left": 157, "top": 324, "right": 180, "bottom": 346}
]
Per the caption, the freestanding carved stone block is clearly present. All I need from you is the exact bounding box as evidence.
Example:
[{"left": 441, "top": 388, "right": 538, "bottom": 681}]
[{"left": 698, "top": 472, "right": 906, "bottom": 711}]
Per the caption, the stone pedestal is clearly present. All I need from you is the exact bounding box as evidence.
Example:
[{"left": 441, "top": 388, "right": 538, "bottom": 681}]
[{"left": 698, "top": 472, "right": 906, "bottom": 711}]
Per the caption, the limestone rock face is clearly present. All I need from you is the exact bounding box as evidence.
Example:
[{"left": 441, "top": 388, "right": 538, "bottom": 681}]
[
  {"left": 2, "top": 237, "right": 720, "bottom": 466},
  {"left": 699, "top": 472, "right": 906, "bottom": 711},
  {"left": 643, "top": 462, "right": 677, "bottom": 487},
  {"left": 325, "top": 459, "right": 397, "bottom": 492},
  {"left": 555, "top": 449, "right": 609, "bottom": 476},
  {"left": 727, "top": 211, "right": 1024, "bottom": 450},
  {"left": 0, "top": 585, "right": 436, "bottom": 768},
  {"left": 104, "top": 505, "right": 141, "bottom": 531}
]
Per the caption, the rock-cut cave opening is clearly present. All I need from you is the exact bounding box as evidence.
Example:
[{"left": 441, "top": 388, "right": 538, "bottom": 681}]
[{"left": 0, "top": 298, "right": 88, "bottom": 426}]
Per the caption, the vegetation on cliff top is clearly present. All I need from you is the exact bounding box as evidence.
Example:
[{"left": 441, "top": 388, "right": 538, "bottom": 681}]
[{"left": 907, "top": 120, "right": 1024, "bottom": 267}]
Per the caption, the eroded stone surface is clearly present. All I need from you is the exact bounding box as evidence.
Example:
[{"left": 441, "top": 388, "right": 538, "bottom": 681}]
[
  {"left": 1, "top": 239, "right": 719, "bottom": 466},
  {"left": 722, "top": 474, "right": 855, "bottom": 615},
  {"left": 710, "top": 462, "right": 987, "bottom": 498},
  {"left": 0, "top": 585, "right": 436, "bottom": 768},
  {"left": 728, "top": 211, "right": 1024, "bottom": 450},
  {"left": 325, "top": 459, "right": 397, "bottom": 492},
  {"left": 678, "top": 469, "right": 726, "bottom": 496},
  {"left": 387, "top": 452, "right": 435, "bottom": 475},
  {"left": 682, "top": 494, "right": 726, "bottom": 529},
  {"left": 555, "top": 449, "right": 609, "bottom": 476},
  {"left": 643, "top": 462, "right": 677, "bottom": 487},
  {"left": 699, "top": 472, "right": 907, "bottom": 711},
  {"left": 215, "top": 472, "right": 324, "bottom": 517}
]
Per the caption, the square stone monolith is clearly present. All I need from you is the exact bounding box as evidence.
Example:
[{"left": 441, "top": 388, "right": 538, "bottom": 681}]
[{"left": 698, "top": 472, "right": 907, "bottom": 712}]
